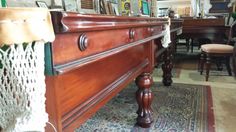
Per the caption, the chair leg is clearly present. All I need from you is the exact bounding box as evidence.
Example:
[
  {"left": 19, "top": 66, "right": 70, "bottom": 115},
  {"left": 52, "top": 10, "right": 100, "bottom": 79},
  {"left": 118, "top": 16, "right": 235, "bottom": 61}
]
[
  {"left": 225, "top": 57, "right": 232, "bottom": 76},
  {"left": 191, "top": 39, "right": 194, "bottom": 53},
  {"left": 186, "top": 38, "right": 190, "bottom": 52},
  {"left": 216, "top": 57, "right": 223, "bottom": 71},
  {"left": 233, "top": 53, "right": 236, "bottom": 77},
  {"left": 199, "top": 52, "right": 205, "bottom": 75},
  {"left": 205, "top": 54, "right": 211, "bottom": 81}
]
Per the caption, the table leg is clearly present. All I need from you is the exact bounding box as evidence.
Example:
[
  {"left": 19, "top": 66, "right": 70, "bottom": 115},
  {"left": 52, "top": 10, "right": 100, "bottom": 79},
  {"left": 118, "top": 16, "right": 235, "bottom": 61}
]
[
  {"left": 162, "top": 48, "right": 173, "bottom": 86},
  {"left": 135, "top": 73, "right": 153, "bottom": 128}
]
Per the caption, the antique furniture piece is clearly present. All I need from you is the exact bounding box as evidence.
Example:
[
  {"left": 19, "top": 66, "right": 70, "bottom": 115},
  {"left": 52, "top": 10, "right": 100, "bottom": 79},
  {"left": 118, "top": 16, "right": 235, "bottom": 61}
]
[
  {"left": 45, "top": 12, "right": 183, "bottom": 131},
  {"left": 181, "top": 18, "right": 230, "bottom": 52},
  {"left": 0, "top": 8, "right": 54, "bottom": 131},
  {"left": 199, "top": 21, "right": 236, "bottom": 81}
]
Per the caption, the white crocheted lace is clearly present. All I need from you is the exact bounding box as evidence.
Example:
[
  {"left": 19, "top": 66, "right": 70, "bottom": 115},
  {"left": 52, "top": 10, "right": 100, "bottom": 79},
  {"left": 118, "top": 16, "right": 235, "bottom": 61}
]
[
  {"left": 0, "top": 42, "right": 47, "bottom": 132},
  {"left": 161, "top": 18, "right": 171, "bottom": 48}
]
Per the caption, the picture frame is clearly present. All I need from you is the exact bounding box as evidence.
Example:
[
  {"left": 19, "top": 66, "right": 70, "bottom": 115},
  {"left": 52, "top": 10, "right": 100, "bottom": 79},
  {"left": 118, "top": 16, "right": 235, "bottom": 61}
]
[
  {"left": 36, "top": 1, "right": 48, "bottom": 8},
  {"left": 141, "top": 1, "right": 149, "bottom": 15},
  {"left": 62, "top": 0, "right": 78, "bottom": 12},
  {"left": 99, "top": 0, "right": 106, "bottom": 14},
  {"left": 111, "top": 3, "right": 119, "bottom": 15},
  {"left": 130, "top": 0, "right": 140, "bottom": 16},
  {"left": 120, "top": 0, "right": 131, "bottom": 16},
  {"left": 77, "top": 0, "right": 97, "bottom": 14}
]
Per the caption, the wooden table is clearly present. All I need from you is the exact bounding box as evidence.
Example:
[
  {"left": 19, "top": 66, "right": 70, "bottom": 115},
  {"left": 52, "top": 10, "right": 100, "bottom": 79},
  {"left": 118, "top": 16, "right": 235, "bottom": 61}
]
[
  {"left": 45, "top": 12, "right": 182, "bottom": 132},
  {"left": 180, "top": 18, "right": 230, "bottom": 52}
]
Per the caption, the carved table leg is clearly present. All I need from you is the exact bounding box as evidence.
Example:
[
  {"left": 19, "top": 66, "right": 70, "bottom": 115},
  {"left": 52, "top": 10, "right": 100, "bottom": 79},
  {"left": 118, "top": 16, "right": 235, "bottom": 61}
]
[
  {"left": 162, "top": 48, "right": 173, "bottom": 86},
  {"left": 135, "top": 73, "right": 153, "bottom": 128}
]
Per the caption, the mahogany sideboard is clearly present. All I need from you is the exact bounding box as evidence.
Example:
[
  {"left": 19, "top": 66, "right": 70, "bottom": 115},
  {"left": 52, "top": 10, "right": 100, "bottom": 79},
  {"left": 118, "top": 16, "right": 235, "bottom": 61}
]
[{"left": 45, "top": 11, "right": 182, "bottom": 132}]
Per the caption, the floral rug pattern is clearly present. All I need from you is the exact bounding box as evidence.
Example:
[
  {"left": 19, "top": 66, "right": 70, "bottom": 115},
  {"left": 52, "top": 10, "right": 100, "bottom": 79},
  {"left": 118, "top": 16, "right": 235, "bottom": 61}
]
[{"left": 76, "top": 82, "right": 214, "bottom": 132}]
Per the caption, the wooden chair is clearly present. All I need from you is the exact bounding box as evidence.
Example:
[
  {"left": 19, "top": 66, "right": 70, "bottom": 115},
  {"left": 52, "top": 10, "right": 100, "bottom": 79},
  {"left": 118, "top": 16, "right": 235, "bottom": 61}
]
[{"left": 199, "top": 20, "right": 236, "bottom": 81}]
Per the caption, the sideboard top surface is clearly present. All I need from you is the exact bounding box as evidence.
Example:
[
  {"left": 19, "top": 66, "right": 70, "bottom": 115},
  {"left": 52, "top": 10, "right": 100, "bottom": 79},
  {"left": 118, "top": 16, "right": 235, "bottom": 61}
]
[{"left": 50, "top": 11, "right": 169, "bottom": 33}]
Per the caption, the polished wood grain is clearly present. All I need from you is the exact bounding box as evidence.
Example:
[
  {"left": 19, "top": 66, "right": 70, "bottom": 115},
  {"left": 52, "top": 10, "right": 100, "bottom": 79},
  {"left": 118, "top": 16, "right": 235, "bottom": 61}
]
[
  {"left": 52, "top": 26, "right": 162, "bottom": 67},
  {"left": 135, "top": 73, "right": 154, "bottom": 128},
  {"left": 50, "top": 12, "right": 168, "bottom": 33}
]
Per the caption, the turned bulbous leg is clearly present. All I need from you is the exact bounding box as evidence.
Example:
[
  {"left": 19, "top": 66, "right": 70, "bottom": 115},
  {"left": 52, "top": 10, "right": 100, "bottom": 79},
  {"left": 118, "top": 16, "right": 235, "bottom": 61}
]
[{"left": 135, "top": 73, "right": 153, "bottom": 128}]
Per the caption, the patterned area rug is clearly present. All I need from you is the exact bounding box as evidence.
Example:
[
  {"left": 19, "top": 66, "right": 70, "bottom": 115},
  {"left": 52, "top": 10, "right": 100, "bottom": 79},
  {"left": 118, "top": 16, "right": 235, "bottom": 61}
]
[
  {"left": 153, "top": 67, "right": 181, "bottom": 78},
  {"left": 76, "top": 83, "right": 215, "bottom": 132},
  {"left": 153, "top": 49, "right": 200, "bottom": 79}
]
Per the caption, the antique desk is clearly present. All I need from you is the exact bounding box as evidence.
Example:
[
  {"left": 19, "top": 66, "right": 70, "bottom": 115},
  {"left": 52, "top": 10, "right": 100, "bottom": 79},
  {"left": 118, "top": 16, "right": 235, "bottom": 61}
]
[{"left": 45, "top": 12, "right": 182, "bottom": 132}]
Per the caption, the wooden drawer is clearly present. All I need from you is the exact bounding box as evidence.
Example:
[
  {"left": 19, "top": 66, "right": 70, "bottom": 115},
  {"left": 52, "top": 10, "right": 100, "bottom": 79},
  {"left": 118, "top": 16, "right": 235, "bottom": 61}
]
[
  {"left": 52, "top": 27, "right": 158, "bottom": 66},
  {"left": 52, "top": 29, "right": 129, "bottom": 65},
  {"left": 151, "top": 26, "right": 163, "bottom": 35},
  {"left": 131, "top": 27, "right": 150, "bottom": 41}
]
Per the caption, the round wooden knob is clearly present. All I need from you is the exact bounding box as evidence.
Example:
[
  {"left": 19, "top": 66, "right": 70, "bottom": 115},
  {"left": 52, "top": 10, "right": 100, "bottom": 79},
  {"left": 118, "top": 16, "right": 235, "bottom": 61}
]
[
  {"left": 129, "top": 29, "right": 135, "bottom": 39},
  {"left": 78, "top": 33, "right": 88, "bottom": 51},
  {"left": 148, "top": 27, "right": 154, "bottom": 33}
]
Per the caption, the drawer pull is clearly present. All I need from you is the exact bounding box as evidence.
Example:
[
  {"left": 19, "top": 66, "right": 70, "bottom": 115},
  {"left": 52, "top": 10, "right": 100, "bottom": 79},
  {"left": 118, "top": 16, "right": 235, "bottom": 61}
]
[
  {"left": 148, "top": 27, "right": 154, "bottom": 33},
  {"left": 78, "top": 33, "right": 88, "bottom": 51},
  {"left": 129, "top": 29, "right": 135, "bottom": 39}
]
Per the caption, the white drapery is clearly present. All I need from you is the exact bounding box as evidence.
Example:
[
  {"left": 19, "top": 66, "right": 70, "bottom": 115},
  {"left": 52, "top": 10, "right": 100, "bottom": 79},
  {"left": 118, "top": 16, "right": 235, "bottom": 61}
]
[
  {"left": 203, "top": 0, "right": 212, "bottom": 15},
  {"left": 191, "top": 0, "right": 200, "bottom": 17},
  {"left": 161, "top": 18, "right": 171, "bottom": 48},
  {"left": 191, "top": 0, "right": 212, "bottom": 16}
]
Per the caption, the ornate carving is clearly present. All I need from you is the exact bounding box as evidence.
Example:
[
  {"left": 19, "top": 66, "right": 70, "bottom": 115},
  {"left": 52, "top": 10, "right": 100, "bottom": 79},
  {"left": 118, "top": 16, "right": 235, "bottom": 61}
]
[
  {"left": 135, "top": 73, "right": 153, "bottom": 128},
  {"left": 162, "top": 48, "right": 173, "bottom": 86}
]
